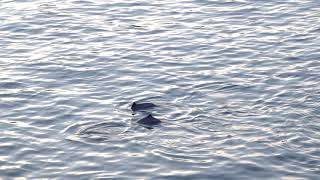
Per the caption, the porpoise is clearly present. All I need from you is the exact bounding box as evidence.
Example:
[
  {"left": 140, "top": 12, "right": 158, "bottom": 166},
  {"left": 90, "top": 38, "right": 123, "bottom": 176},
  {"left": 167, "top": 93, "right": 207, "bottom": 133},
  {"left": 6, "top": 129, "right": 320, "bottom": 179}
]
[
  {"left": 137, "top": 114, "right": 161, "bottom": 126},
  {"left": 131, "top": 102, "right": 156, "bottom": 112}
]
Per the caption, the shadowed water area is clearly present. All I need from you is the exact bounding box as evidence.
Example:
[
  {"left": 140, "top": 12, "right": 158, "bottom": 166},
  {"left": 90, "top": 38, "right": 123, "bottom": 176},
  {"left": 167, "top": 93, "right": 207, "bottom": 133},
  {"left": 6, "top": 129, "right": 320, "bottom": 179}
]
[{"left": 1, "top": 0, "right": 320, "bottom": 179}]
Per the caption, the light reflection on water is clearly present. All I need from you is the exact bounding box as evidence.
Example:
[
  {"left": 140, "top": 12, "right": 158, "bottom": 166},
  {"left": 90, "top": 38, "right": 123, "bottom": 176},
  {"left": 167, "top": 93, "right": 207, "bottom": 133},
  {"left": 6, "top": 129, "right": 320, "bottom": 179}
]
[{"left": 1, "top": 0, "right": 320, "bottom": 179}]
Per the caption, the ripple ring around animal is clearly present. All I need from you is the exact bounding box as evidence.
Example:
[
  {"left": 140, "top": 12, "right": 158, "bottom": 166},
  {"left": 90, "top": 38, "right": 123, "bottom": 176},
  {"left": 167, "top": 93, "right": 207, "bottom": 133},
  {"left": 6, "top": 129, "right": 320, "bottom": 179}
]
[
  {"left": 137, "top": 114, "right": 161, "bottom": 126},
  {"left": 131, "top": 102, "right": 157, "bottom": 112}
]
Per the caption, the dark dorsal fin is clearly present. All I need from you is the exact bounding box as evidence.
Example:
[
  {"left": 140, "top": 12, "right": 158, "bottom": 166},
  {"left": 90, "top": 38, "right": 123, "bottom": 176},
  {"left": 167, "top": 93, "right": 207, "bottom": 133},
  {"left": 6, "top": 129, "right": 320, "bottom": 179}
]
[
  {"left": 131, "top": 102, "right": 156, "bottom": 112},
  {"left": 137, "top": 114, "right": 161, "bottom": 126}
]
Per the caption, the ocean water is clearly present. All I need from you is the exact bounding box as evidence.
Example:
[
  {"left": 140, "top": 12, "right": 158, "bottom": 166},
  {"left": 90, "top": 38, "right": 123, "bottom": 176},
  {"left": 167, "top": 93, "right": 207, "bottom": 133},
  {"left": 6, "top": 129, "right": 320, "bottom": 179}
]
[{"left": 1, "top": 0, "right": 320, "bottom": 179}]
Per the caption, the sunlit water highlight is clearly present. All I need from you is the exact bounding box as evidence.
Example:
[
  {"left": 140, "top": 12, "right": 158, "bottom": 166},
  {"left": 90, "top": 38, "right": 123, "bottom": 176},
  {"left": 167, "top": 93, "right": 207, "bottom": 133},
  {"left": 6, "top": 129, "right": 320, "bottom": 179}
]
[{"left": 1, "top": 0, "right": 320, "bottom": 179}]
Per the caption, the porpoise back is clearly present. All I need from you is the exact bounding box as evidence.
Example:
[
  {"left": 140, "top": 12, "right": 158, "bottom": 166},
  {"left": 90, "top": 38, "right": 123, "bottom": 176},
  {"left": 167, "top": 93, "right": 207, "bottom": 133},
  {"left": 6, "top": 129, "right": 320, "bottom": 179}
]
[
  {"left": 137, "top": 114, "right": 161, "bottom": 126},
  {"left": 131, "top": 102, "right": 156, "bottom": 111}
]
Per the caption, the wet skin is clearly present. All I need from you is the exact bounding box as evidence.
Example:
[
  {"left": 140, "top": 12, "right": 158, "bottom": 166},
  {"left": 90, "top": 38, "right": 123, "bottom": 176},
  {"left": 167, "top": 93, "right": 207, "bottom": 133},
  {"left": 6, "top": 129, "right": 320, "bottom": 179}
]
[
  {"left": 137, "top": 114, "right": 161, "bottom": 126},
  {"left": 131, "top": 102, "right": 156, "bottom": 111}
]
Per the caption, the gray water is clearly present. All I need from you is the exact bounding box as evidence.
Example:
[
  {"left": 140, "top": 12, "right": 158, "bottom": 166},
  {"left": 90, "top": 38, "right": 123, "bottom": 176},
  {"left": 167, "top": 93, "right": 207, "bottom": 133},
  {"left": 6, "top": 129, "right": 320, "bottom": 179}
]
[{"left": 1, "top": 0, "right": 320, "bottom": 179}]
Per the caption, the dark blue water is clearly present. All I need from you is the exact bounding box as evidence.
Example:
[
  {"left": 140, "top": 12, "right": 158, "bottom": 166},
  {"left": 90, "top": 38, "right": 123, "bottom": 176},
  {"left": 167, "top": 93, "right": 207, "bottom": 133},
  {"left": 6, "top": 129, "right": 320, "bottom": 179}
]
[{"left": 1, "top": 0, "right": 320, "bottom": 179}]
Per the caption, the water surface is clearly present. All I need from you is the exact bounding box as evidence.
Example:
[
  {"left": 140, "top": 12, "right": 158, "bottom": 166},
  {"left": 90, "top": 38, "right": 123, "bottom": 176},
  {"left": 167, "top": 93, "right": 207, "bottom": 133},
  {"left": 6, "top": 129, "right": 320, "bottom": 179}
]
[{"left": 1, "top": 0, "right": 320, "bottom": 179}]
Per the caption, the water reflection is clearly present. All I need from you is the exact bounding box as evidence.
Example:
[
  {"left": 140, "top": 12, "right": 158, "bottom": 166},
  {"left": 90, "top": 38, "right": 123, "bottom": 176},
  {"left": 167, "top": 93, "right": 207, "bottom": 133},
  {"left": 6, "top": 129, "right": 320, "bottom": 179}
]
[{"left": 1, "top": 0, "right": 320, "bottom": 179}]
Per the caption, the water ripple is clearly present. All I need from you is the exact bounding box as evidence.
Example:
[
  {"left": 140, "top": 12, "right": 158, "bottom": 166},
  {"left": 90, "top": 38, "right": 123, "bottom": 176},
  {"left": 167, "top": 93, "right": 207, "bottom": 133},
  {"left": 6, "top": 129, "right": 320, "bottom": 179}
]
[{"left": 1, "top": 0, "right": 320, "bottom": 179}]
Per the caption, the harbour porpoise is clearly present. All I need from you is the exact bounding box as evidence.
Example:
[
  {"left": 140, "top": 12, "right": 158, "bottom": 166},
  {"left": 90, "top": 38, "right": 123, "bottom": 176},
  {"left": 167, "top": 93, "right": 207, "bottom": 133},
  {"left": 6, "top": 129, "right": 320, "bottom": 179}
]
[
  {"left": 131, "top": 102, "right": 156, "bottom": 112},
  {"left": 137, "top": 114, "right": 161, "bottom": 126}
]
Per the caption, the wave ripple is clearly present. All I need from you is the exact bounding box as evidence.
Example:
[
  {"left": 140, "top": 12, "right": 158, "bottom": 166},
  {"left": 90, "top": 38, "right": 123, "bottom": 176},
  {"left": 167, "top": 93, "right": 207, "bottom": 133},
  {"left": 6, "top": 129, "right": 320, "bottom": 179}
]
[{"left": 1, "top": 0, "right": 320, "bottom": 179}]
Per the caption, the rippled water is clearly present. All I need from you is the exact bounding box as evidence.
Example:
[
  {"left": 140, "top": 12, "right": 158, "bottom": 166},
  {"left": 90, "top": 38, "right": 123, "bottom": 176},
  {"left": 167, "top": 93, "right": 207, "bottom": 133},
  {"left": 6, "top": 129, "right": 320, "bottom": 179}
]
[{"left": 1, "top": 0, "right": 320, "bottom": 179}]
